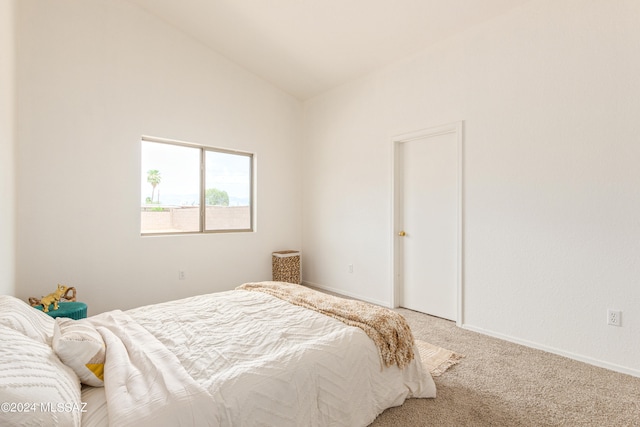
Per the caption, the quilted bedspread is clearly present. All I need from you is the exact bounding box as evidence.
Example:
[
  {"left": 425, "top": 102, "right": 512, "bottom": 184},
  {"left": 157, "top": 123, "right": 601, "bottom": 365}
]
[
  {"left": 237, "top": 281, "right": 416, "bottom": 369},
  {"left": 82, "top": 288, "right": 436, "bottom": 426}
]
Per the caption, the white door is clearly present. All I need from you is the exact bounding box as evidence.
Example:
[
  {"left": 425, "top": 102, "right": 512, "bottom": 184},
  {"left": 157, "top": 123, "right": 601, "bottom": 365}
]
[{"left": 395, "top": 125, "right": 460, "bottom": 321}]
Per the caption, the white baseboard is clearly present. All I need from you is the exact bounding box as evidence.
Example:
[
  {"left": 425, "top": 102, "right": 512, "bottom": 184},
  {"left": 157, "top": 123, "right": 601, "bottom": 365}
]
[
  {"left": 302, "top": 280, "right": 390, "bottom": 308},
  {"left": 462, "top": 323, "right": 640, "bottom": 379}
]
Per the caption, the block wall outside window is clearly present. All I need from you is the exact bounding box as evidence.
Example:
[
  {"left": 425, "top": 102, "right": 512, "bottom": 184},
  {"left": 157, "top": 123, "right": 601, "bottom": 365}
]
[{"left": 140, "top": 137, "right": 254, "bottom": 235}]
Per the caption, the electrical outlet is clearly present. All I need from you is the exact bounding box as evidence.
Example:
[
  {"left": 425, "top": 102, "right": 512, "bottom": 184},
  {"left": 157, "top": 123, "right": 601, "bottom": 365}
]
[
  {"left": 348, "top": 264, "right": 354, "bottom": 274},
  {"left": 607, "top": 310, "right": 621, "bottom": 326},
  {"left": 178, "top": 270, "right": 186, "bottom": 280}
]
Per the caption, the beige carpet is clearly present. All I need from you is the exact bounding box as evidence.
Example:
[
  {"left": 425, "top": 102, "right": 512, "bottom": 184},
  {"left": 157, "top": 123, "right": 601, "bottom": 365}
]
[{"left": 371, "top": 309, "right": 640, "bottom": 426}]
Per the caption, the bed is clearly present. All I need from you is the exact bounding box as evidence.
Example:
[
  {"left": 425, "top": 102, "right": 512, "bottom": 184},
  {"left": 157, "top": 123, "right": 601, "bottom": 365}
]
[{"left": 0, "top": 282, "right": 435, "bottom": 427}]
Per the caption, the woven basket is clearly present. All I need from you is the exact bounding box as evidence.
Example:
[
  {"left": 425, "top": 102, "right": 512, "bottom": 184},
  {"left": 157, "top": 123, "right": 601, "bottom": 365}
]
[{"left": 272, "top": 251, "right": 301, "bottom": 284}]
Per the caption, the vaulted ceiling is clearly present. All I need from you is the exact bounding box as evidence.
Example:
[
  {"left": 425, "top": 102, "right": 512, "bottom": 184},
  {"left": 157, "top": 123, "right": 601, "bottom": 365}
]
[{"left": 126, "top": 0, "right": 530, "bottom": 100}]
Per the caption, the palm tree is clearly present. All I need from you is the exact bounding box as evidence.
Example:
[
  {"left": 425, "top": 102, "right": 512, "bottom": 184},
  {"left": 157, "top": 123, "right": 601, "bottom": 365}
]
[{"left": 147, "top": 169, "right": 161, "bottom": 203}]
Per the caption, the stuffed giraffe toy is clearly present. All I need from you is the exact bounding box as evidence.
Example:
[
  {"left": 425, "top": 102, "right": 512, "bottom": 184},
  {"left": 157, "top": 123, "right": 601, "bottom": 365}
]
[{"left": 40, "top": 284, "right": 68, "bottom": 312}]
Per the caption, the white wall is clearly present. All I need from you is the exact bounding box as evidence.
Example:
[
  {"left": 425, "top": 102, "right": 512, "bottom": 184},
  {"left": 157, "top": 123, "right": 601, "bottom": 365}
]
[
  {"left": 302, "top": 0, "right": 640, "bottom": 376},
  {"left": 16, "top": 0, "right": 302, "bottom": 314},
  {"left": 0, "top": 0, "right": 16, "bottom": 296}
]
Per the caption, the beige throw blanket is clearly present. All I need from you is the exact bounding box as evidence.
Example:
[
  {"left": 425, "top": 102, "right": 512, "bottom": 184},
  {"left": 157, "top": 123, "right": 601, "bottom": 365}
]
[{"left": 236, "top": 281, "right": 415, "bottom": 368}]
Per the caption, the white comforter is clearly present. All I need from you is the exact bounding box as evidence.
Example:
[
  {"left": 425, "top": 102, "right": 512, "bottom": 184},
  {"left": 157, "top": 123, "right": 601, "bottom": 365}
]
[{"left": 82, "top": 290, "right": 436, "bottom": 427}]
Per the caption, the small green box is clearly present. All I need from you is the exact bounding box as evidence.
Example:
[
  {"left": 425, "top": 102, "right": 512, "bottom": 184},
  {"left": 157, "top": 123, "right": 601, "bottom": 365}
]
[{"left": 35, "top": 301, "right": 87, "bottom": 319}]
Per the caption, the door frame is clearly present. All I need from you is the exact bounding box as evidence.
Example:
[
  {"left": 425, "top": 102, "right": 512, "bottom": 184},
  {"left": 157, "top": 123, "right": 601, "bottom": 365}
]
[{"left": 390, "top": 121, "right": 464, "bottom": 326}]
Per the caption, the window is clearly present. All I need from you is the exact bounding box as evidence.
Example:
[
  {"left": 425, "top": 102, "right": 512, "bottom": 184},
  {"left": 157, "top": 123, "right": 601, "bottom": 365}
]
[{"left": 140, "top": 136, "right": 253, "bottom": 235}]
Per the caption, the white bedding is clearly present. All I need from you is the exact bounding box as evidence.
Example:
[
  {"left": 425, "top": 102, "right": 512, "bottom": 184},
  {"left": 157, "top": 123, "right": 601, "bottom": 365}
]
[{"left": 82, "top": 289, "right": 436, "bottom": 426}]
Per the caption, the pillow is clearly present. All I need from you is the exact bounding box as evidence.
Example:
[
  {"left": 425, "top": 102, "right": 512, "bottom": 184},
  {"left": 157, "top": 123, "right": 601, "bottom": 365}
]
[
  {"left": 52, "top": 318, "right": 106, "bottom": 387},
  {"left": 0, "top": 295, "right": 54, "bottom": 344},
  {"left": 0, "top": 325, "right": 82, "bottom": 427}
]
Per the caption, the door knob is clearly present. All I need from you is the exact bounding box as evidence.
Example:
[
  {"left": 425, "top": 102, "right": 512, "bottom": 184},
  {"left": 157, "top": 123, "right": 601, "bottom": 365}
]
[{"left": 398, "top": 231, "right": 406, "bottom": 236}]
